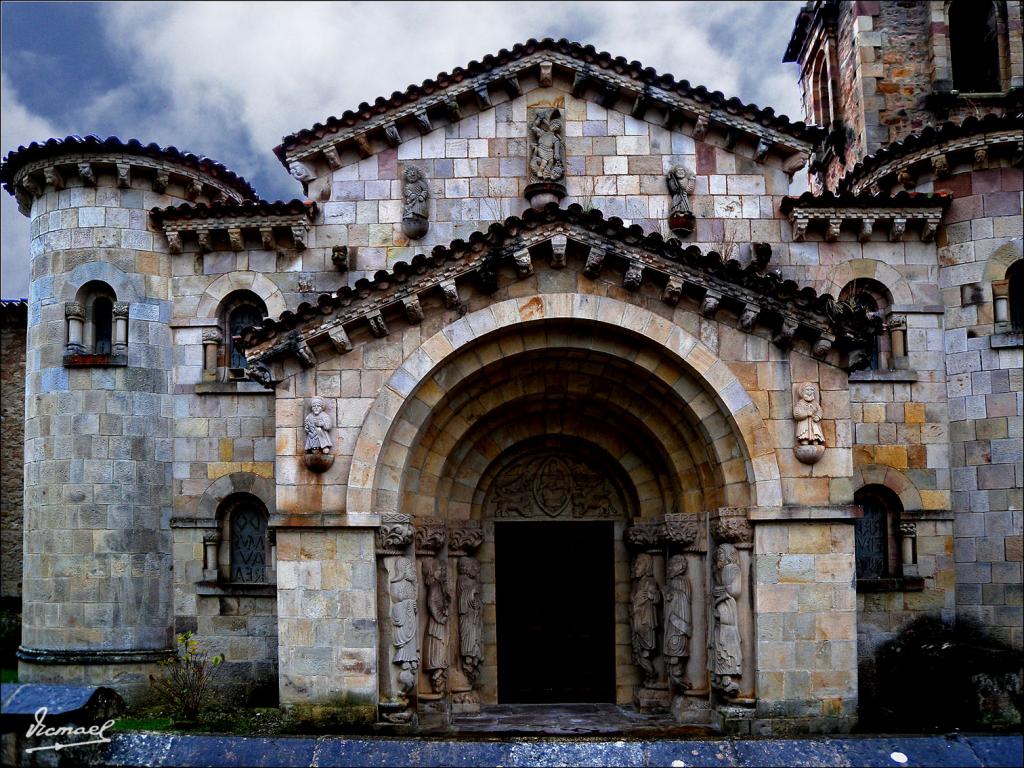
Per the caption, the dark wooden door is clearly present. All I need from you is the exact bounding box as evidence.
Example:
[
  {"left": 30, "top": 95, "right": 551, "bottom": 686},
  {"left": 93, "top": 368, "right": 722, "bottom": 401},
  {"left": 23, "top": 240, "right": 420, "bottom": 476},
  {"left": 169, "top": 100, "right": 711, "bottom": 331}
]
[{"left": 495, "top": 521, "right": 615, "bottom": 703}]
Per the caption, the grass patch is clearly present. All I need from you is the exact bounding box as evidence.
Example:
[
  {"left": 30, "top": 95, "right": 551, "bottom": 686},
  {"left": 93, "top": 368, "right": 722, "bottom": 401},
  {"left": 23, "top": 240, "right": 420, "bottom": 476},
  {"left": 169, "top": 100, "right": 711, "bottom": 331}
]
[
  {"left": 113, "top": 716, "right": 175, "bottom": 732},
  {"left": 0, "top": 668, "right": 17, "bottom": 684},
  {"left": 115, "top": 705, "right": 298, "bottom": 736}
]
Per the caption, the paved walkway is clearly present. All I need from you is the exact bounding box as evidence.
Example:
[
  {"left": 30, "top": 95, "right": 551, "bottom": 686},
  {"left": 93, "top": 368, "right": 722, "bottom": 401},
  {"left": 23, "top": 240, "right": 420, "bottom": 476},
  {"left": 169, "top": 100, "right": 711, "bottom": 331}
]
[{"left": 85, "top": 732, "right": 1021, "bottom": 767}]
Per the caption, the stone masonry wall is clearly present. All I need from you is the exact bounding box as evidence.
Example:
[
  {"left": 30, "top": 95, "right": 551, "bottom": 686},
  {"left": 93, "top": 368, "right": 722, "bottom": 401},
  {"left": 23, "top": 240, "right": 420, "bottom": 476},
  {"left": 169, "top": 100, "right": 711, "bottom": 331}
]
[{"left": 0, "top": 305, "right": 26, "bottom": 600}]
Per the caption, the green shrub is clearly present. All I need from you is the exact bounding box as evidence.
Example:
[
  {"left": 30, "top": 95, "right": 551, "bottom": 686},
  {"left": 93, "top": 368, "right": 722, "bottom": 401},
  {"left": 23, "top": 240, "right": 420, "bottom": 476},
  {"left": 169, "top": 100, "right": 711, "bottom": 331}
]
[{"left": 149, "top": 632, "right": 223, "bottom": 723}]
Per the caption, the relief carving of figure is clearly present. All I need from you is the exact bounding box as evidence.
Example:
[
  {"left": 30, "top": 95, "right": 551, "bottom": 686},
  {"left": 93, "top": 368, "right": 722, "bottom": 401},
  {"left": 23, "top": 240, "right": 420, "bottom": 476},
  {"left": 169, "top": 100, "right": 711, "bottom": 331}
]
[
  {"left": 401, "top": 166, "right": 430, "bottom": 239},
  {"left": 422, "top": 558, "right": 450, "bottom": 693},
  {"left": 666, "top": 165, "right": 696, "bottom": 217},
  {"left": 303, "top": 397, "right": 333, "bottom": 453},
  {"left": 529, "top": 108, "right": 565, "bottom": 182},
  {"left": 662, "top": 555, "right": 692, "bottom": 690},
  {"left": 389, "top": 557, "right": 419, "bottom": 693},
  {"left": 457, "top": 557, "right": 483, "bottom": 685},
  {"left": 629, "top": 553, "right": 660, "bottom": 687},
  {"left": 793, "top": 382, "right": 825, "bottom": 446},
  {"left": 712, "top": 543, "right": 742, "bottom": 697}
]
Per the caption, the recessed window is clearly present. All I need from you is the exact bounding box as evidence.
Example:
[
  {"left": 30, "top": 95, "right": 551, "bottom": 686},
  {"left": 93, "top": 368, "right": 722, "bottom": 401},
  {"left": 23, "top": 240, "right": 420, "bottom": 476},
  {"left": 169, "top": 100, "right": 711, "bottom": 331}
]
[
  {"left": 1007, "top": 260, "right": 1023, "bottom": 331},
  {"left": 65, "top": 281, "right": 127, "bottom": 365},
  {"left": 950, "top": 0, "right": 1003, "bottom": 93},
  {"left": 218, "top": 493, "right": 271, "bottom": 584},
  {"left": 218, "top": 291, "right": 267, "bottom": 380},
  {"left": 840, "top": 278, "right": 893, "bottom": 370},
  {"left": 854, "top": 485, "right": 903, "bottom": 581}
]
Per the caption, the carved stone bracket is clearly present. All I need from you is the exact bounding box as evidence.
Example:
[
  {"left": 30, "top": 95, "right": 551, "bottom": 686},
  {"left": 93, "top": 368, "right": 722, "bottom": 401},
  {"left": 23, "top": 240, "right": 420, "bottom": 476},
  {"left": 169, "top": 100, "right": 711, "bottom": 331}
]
[{"left": 414, "top": 518, "right": 447, "bottom": 556}]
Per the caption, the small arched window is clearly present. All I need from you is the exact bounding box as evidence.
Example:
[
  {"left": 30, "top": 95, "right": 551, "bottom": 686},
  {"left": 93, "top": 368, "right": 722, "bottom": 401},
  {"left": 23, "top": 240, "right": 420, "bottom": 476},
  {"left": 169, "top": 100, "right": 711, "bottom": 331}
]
[
  {"left": 949, "top": 0, "right": 1003, "bottom": 93},
  {"left": 840, "top": 278, "right": 893, "bottom": 370},
  {"left": 854, "top": 485, "right": 903, "bottom": 581},
  {"left": 218, "top": 493, "right": 270, "bottom": 584},
  {"left": 67, "top": 281, "right": 127, "bottom": 365},
  {"left": 219, "top": 291, "right": 267, "bottom": 378},
  {"left": 1007, "top": 260, "right": 1023, "bottom": 331},
  {"left": 811, "top": 49, "right": 832, "bottom": 126},
  {"left": 93, "top": 296, "right": 113, "bottom": 355}
]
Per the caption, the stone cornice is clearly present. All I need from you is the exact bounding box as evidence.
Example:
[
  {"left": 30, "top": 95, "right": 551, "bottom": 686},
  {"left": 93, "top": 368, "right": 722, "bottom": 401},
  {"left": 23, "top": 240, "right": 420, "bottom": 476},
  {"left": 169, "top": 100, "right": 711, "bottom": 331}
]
[
  {"left": 150, "top": 200, "right": 317, "bottom": 254},
  {"left": 241, "top": 204, "right": 878, "bottom": 379},
  {"left": 276, "top": 42, "right": 820, "bottom": 177},
  {"left": 787, "top": 205, "right": 946, "bottom": 242}
]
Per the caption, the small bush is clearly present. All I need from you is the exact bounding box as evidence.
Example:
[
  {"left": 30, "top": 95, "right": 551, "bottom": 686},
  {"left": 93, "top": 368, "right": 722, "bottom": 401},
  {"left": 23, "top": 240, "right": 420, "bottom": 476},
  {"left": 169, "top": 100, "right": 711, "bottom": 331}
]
[
  {"left": 872, "top": 615, "right": 1022, "bottom": 732},
  {"left": 149, "top": 632, "right": 223, "bottom": 723}
]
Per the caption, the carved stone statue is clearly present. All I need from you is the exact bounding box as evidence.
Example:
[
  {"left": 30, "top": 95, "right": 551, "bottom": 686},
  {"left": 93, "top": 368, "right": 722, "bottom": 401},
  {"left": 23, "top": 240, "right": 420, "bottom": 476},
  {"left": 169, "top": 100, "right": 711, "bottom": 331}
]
[
  {"left": 662, "top": 555, "right": 692, "bottom": 689},
  {"left": 422, "top": 558, "right": 450, "bottom": 694},
  {"left": 666, "top": 165, "right": 697, "bottom": 237},
  {"left": 630, "top": 553, "right": 660, "bottom": 687},
  {"left": 389, "top": 557, "right": 419, "bottom": 694},
  {"left": 303, "top": 397, "right": 333, "bottom": 453},
  {"left": 712, "top": 543, "right": 742, "bottom": 697},
  {"left": 529, "top": 108, "right": 565, "bottom": 182},
  {"left": 401, "top": 166, "right": 430, "bottom": 239},
  {"left": 457, "top": 556, "right": 483, "bottom": 685},
  {"left": 793, "top": 382, "right": 826, "bottom": 464}
]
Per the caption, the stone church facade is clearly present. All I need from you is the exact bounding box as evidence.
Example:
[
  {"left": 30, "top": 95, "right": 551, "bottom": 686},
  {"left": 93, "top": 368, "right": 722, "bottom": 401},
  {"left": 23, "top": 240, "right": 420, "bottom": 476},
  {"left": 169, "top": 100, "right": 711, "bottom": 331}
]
[{"left": 0, "top": 2, "right": 1020, "bottom": 735}]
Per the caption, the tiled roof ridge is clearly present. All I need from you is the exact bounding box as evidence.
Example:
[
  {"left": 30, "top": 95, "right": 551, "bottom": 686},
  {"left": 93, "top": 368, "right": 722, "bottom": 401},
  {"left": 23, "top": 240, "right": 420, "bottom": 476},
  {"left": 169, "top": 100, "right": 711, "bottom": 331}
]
[
  {"left": 150, "top": 199, "right": 314, "bottom": 224},
  {"left": 780, "top": 190, "right": 953, "bottom": 213},
  {"left": 274, "top": 37, "right": 821, "bottom": 161},
  {"left": 838, "top": 112, "right": 1024, "bottom": 191},
  {"left": 238, "top": 203, "right": 878, "bottom": 359},
  {"left": 0, "top": 135, "right": 260, "bottom": 201}
]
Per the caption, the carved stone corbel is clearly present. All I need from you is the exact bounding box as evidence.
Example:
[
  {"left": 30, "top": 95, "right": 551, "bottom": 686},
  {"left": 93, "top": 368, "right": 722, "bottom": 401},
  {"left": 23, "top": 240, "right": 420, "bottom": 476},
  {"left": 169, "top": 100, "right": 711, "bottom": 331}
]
[
  {"left": 700, "top": 291, "right": 721, "bottom": 319},
  {"left": 858, "top": 218, "right": 874, "bottom": 242},
  {"left": 186, "top": 178, "right": 203, "bottom": 201},
  {"left": 246, "top": 363, "right": 274, "bottom": 388},
  {"left": 228, "top": 228, "right": 244, "bottom": 252},
  {"left": 889, "top": 218, "right": 906, "bottom": 242},
  {"left": 930, "top": 154, "right": 949, "bottom": 178},
  {"left": 792, "top": 217, "right": 808, "bottom": 242},
  {"left": 692, "top": 115, "right": 709, "bottom": 141},
  {"left": 413, "top": 110, "right": 432, "bottom": 134},
  {"left": 293, "top": 337, "right": 316, "bottom": 369},
  {"left": 353, "top": 135, "right": 372, "bottom": 158},
  {"left": 826, "top": 218, "right": 842, "bottom": 242},
  {"left": 78, "top": 162, "right": 97, "bottom": 187},
  {"left": 549, "top": 234, "right": 567, "bottom": 269},
  {"left": 367, "top": 311, "right": 388, "bottom": 338},
  {"left": 196, "top": 231, "right": 211, "bottom": 254},
  {"left": 289, "top": 161, "right": 315, "bottom": 183},
  {"left": 538, "top": 61, "right": 553, "bottom": 87},
  {"left": 260, "top": 228, "right": 276, "bottom": 251},
  {"left": 896, "top": 167, "right": 914, "bottom": 189},
  {"left": 19, "top": 175, "right": 42, "bottom": 199},
  {"left": 738, "top": 304, "right": 760, "bottom": 333},
  {"left": 440, "top": 279, "right": 461, "bottom": 311},
  {"left": 513, "top": 248, "right": 534, "bottom": 278},
  {"left": 583, "top": 247, "right": 605, "bottom": 279},
  {"left": 662, "top": 278, "right": 683, "bottom": 306},
  {"left": 290, "top": 226, "right": 307, "bottom": 251},
  {"left": 754, "top": 136, "right": 772, "bottom": 163},
  {"left": 623, "top": 262, "right": 643, "bottom": 291},
  {"left": 152, "top": 169, "right": 169, "bottom": 193},
  {"left": 116, "top": 163, "right": 131, "bottom": 188},
  {"left": 403, "top": 295, "right": 424, "bottom": 325},
  {"left": 571, "top": 72, "right": 588, "bottom": 97},
  {"left": 320, "top": 144, "right": 341, "bottom": 170},
  {"left": 973, "top": 146, "right": 988, "bottom": 169},
  {"left": 772, "top": 317, "right": 798, "bottom": 348},
  {"left": 921, "top": 217, "right": 939, "bottom": 242},
  {"left": 328, "top": 325, "right": 353, "bottom": 354},
  {"left": 43, "top": 166, "right": 65, "bottom": 191},
  {"left": 166, "top": 230, "right": 183, "bottom": 254},
  {"left": 445, "top": 96, "right": 461, "bottom": 122},
  {"left": 811, "top": 334, "right": 834, "bottom": 359}
]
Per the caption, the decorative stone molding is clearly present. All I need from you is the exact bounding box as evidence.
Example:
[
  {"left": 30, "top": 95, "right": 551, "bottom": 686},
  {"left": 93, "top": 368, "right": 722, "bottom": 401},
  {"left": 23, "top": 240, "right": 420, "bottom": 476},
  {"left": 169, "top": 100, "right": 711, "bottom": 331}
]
[
  {"left": 787, "top": 206, "right": 944, "bottom": 242},
  {"left": 149, "top": 201, "right": 316, "bottom": 255},
  {"left": 414, "top": 518, "right": 446, "bottom": 556},
  {"left": 376, "top": 513, "right": 415, "bottom": 556}
]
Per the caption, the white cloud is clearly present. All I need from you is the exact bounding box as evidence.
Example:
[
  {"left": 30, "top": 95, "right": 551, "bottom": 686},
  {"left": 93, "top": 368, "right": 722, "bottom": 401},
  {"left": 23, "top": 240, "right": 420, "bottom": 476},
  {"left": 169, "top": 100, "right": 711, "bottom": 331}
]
[{"left": 1, "top": 71, "right": 64, "bottom": 298}]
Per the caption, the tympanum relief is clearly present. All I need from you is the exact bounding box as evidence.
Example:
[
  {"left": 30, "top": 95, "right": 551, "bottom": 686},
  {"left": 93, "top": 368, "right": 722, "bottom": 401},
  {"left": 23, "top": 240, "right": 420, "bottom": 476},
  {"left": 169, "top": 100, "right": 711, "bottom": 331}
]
[{"left": 487, "top": 453, "right": 621, "bottom": 519}]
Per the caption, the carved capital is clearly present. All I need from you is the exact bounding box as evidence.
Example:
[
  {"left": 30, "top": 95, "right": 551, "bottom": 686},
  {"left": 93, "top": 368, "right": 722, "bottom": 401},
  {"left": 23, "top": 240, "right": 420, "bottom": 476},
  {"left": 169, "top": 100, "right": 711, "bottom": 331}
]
[
  {"left": 447, "top": 522, "right": 483, "bottom": 556},
  {"left": 899, "top": 522, "right": 917, "bottom": 537},
  {"left": 663, "top": 513, "right": 702, "bottom": 551},
  {"left": 376, "top": 513, "right": 414, "bottom": 555},
  {"left": 64, "top": 302, "right": 85, "bottom": 322},
  {"left": 414, "top": 517, "right": 447, "bottom": 555},
  {"left": 624, "top": 521, "right": 664, "bottom": 552},
  {"left": 202, "top": 328, "right": 223, "bottom": 344},
  {"left": 202, "top": 531, "right": 221, "bottom": 545},
  {"left": 712, "top": 508, "right": 753, "bottom": 548},
  {"left": 112, "top": 301, "right": 130, "bottom": 318}
]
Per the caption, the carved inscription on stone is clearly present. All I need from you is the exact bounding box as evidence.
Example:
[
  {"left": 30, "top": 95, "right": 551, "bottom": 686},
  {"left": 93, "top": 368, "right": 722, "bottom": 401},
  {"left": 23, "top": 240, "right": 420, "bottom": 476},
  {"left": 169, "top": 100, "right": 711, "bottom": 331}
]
[{"left": 486, "top": 453, "right": 620, "bottom": 519}]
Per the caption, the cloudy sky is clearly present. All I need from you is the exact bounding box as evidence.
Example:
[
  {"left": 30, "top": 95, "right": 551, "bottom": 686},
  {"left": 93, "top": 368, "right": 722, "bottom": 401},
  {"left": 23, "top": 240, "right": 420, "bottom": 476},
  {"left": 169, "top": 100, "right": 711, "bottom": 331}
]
[{"left": 1, "top": 1, "right": 805, "bottom": 299}]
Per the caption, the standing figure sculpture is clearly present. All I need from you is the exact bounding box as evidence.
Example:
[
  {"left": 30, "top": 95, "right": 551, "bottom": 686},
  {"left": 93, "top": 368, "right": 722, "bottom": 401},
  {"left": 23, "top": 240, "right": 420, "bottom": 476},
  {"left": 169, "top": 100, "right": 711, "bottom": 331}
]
[
  {"left": 422, "top": 558, "right": 450, "bottom": 694},
  {"left": 529, "top": 108, "right": 565, "bottom": 181},
  {"left": 712, "top": 543, "right": 742, "bottom": 697},
  {"left": 389, "top": 557, "right": 419, "bottom": 695},
  {"left": 666, "top": 164, "right": 697, "bottom": 236},
  {"left": 629, "top": 553, "right": 660, "bottom": 687},
  {"left": 662, "top": 554, "right": 692, "bottom": 689},
  {"left": 401, "top": 166, "right": 430, "bottom": 239},
  {"left": 457, "top": 557, "right": 483, "bottom": 684},
  {"left": 303, "top": 397, "right": 333, "bottom": 453},
  {"left": 793, "top": 382, "right": 826, "bottom": 446}
]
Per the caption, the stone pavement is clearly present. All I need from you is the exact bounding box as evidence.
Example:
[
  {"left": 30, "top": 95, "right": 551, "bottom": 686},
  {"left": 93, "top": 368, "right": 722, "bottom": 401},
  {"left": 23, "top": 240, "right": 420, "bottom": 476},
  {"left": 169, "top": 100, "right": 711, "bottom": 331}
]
[{"left": 82, "top": 732, "right": 1021, "bottom": 767}]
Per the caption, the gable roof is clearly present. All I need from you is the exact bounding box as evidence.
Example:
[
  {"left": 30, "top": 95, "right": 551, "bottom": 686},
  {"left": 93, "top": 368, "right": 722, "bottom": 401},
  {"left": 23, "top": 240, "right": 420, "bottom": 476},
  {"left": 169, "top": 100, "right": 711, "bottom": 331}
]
[
  {"left": 240, "top": 203, "right": 878, "bottom": 376},
  {"left": 274, "top": 37, "right": 823, "bottom": 172}
]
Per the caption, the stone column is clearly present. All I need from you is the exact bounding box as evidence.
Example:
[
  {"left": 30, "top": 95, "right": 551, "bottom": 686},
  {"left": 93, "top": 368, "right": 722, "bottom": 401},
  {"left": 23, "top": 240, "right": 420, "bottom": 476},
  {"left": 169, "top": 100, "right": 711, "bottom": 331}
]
[
  {"left": 202, "top": 328, "right": 222, "bottom": 383},
  {"left": 111, "top": 301, "right": 129, "bottom": 357},
  {"left": 414, "top": 517, "right": 449, "bottom": 725},
  {"left": 888, "top": 314, "right": 907, "bottom": 361},
  {"left": 448, "top": 521, "right": 483, "bottom": 714},
  {"left": 64, "top": 301, "right": 85, "bottom": 355},
  {"left": 624, "top": 520, "right": 670, "bottom": 712},
  {"left": 663, "top": 512, "right": 711, "bottom": 724},
  {"left": 375, "top": 514, "right": 417, "bottom": 725},
  {"left": 202, "top": 531, "right": 220, "bottom": 581},
  {"left": 899, "top": 521, "right": 918, "bottom": 577},
  {"left": 992, "top": 280, "right": 1009, "bottom": 324}
]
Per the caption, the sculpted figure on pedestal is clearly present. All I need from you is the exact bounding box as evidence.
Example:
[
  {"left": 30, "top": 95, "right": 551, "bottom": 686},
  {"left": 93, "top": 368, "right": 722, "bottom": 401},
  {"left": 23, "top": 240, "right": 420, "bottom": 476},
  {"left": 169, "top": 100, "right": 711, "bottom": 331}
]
[
  {"left": 401, "top": 166, "right": 430, "bottom": 239},
  {"left": 662, "top": 554, "right": 692, "bottom": 689},
  {"left": 422, "top": 558, "right": 450, "bottom": 694},
  {"left": 529, "top": 108, "right": 565, "bottom": 182},
  {"left": 630, "top": 552, "right": 660, "bottom": 687},
  {"left": 303, "top": 397, "right": 333, "bottom": 453},
  {"left": 712, "top": 543, "right": 742, "bottom": 697},
  {"left": 389, "top": 557, "right": 419, "bottom": 694},
  {"left": 457, "top": 556, "right": 483, "bottom": 685}
]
